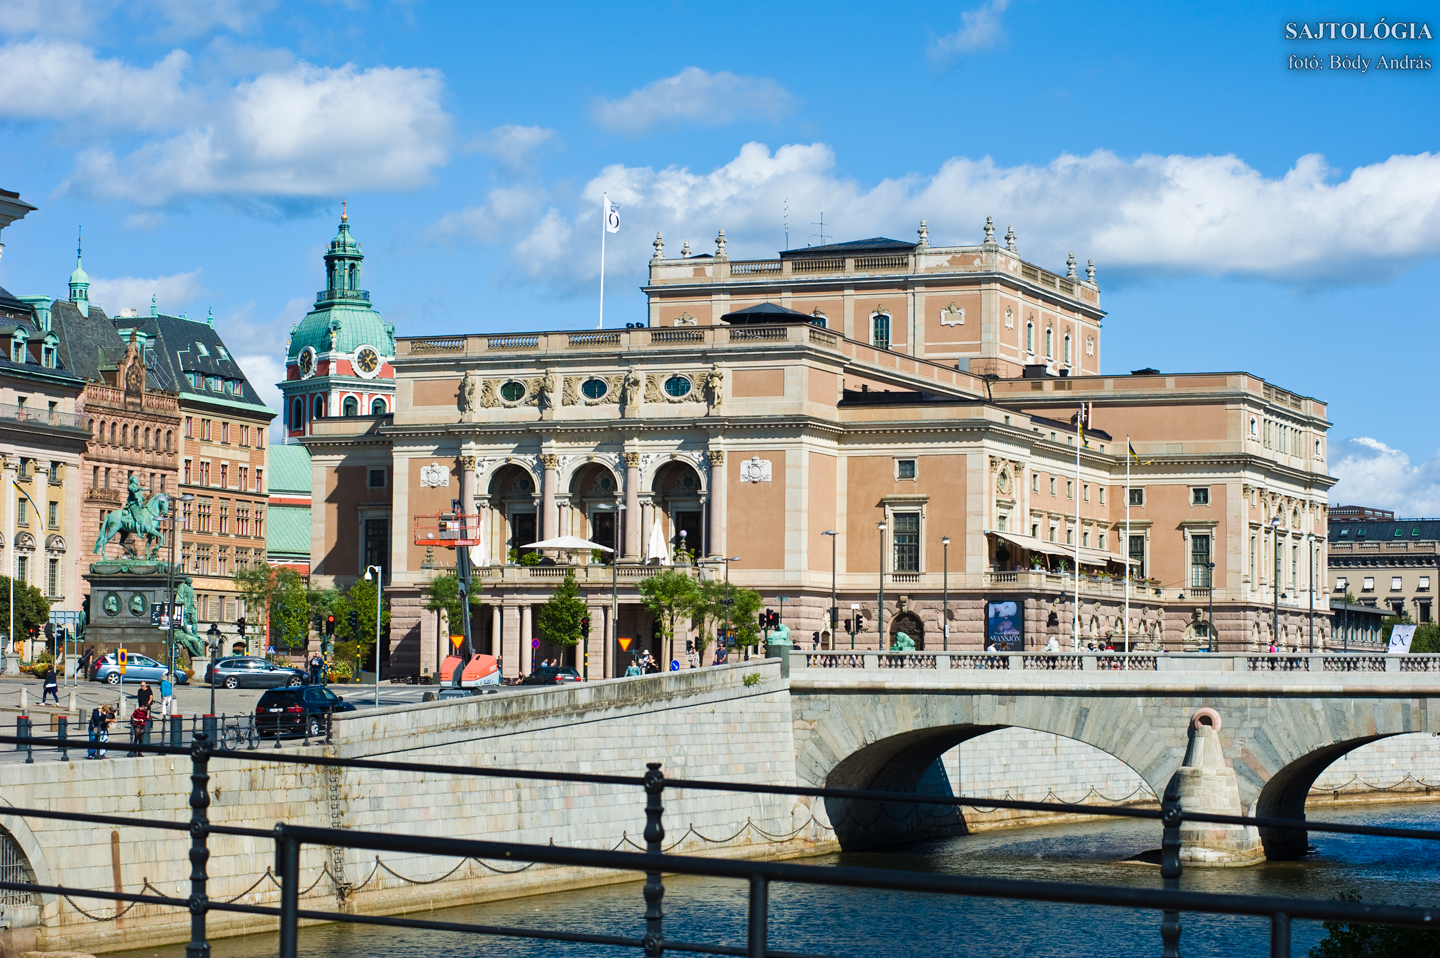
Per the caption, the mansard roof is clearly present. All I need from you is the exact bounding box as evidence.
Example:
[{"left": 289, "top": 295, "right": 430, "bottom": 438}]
[{"left": 779, "top": 237, "right": 916, "bottom": 259}]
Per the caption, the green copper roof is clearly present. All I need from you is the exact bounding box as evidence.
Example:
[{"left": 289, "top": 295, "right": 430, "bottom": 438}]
[
  {"left": 267, "top": 443, "right": 311, "bottom": 495},
  {"left": 266, "top": 505, "right": 312, "bottom": 561},
  {"left": 286, "top": 210, "right": 394, "bottom": 362}
]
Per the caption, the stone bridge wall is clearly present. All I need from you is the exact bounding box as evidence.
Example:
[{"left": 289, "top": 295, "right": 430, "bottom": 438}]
[{"left": 2, "top": 660, "right": 828, "bottom": 955}]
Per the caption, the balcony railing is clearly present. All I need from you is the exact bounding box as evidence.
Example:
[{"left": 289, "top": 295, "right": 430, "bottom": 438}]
[{"left": 0, "top": 403, "right": 86, "bottom": 431}]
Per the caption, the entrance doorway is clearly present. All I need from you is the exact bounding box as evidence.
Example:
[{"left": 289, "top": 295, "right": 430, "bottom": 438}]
[{"left": 889, "top": 612, "right": 925, "bottom": 650}]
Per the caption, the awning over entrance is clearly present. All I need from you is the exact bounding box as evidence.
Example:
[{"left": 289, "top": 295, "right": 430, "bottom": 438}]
[{"left": 986, "top": 530, "right": 1135, "bottom": 567}]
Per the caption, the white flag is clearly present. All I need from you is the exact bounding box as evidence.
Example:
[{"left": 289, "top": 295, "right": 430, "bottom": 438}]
[{"left": 604, "top": 196, "right": 620, "bottom": 233}]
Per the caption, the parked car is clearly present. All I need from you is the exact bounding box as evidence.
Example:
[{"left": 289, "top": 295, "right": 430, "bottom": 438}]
[
  {"left": 205, "top": 657, "right": 306, "bottom": 689},
  {"left": 254, "top": 686, "right": 356, "bottom": 737},
  {"left": 91, "top": 652, "right": 189, "bottom": 685},
  {"left": 521, "top": 665, "right": 582, "bottom": 686}
]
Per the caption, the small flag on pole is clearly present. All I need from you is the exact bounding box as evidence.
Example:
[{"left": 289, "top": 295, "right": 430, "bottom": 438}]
[
  {"left": 1128, "top": 441, "right": 1154, "bottom": 465},
  {"left": 604, "top": 197, "right": 621, "bottom": 233},
  {"left": 1072, "top": 402, "right": 1092, "bottom": 446}
]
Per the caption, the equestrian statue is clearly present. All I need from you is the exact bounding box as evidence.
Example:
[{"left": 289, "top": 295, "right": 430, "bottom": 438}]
[{"left": 93, "top": 475, "right": 169, "bottom": 559}]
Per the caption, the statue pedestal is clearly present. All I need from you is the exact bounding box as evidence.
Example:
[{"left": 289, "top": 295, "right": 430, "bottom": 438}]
[{"left": 83, "top": 561, "right": 192, "bottom": 670}]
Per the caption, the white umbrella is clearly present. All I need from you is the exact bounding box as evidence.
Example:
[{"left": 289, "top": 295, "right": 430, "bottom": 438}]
[
  {"left": 520, "top": 535, "right": 614, "bottom": 552},
  {"left": 645, "top": 520, "right": 670, "bottom": 565},
  {"left": 469, "top": 510, "right": 488, "bottom": 567}
]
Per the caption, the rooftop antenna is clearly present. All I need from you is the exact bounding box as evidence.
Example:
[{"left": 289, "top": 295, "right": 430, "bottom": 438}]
[
  {"left": 810, "top": 212, "right": 829, "bottom": 247},
  {"left": 784, "top": 197, "right": 789, "bottom": 251}
]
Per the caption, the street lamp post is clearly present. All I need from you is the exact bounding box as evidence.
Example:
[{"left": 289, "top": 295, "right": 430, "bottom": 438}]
[
  {"left": 821, "top": 530, "right": 838, "bottom": 651},
  {"left": 1206, "top": 561, "right": 1216, "bottom": 652},
  {"left": 941, "top": 536, "right": 950, "bottom": 651},
  {"left": 1271, "top": 518, "right": 1282, "bottom": 647},
  {"left": 1308, "top": 533, "right": 1316, "bottom": 652},
  {"left": 601, "top": 499, "right": 626, "bottom": 677},
  {"left": 364, "top": 565, "right": 383, "bottom": 708},
  {"left": 877, "top": 521, "right": 886, "bottom": 650},
  {"left": 206, "top": 622, "right": 221, "bottom": 717}
]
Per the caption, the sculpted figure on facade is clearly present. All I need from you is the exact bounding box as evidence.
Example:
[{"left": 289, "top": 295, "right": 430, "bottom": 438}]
[
  {"left": 703, "top": 364, "right": 724, "bottom": 411},
  {"left": 538, "top": 369, "right": 559, "bottom": 412},
  {"left": 620, "top": 368, "right": 643, "bottom": 414},
  {"left": 459, "top": 370, "right": 480, "bottom": 417}
]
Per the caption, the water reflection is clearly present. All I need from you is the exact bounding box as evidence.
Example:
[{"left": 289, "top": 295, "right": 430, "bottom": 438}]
[{"left": 113, "top": 803, "right": 1440, "bottom": 958}]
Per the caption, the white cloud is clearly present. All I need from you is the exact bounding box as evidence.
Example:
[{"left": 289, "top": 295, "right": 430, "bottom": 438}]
[
  {"left": 591, "top": 67, "right": 796, "bottom": 135},
  {"left": 466, "top": 124, "right": 556, "bottom": 172},
  {"left": 1331, "top": 438, "right": 1440, "bottom": 518},
  {"left": 64, "top": 61, "right": 452, "bottom": 203},
  {"left": 455, "top": 141, "right": 1440, "bottom": 290},
  {"left": 0, "top": 0, "right": 277, "bottom": 40},
  {"left": 0, "top": 39, "right": 196, "bottom": 130},
  {"left": 427, "top": 184, "right": 549, "bottom": 244},
  {"left": 89, "top": 268, "right": 204, "bottom": 315},
  {"left": 929, "top": 0, "right": 1011, "bottom": 66},
  {"left": 145, "top": 0, "right": 278, "bottom": 39}
]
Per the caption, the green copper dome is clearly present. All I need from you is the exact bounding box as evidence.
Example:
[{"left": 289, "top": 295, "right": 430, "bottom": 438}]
[
  {"left": 286, "top": 208, "right": 394, "bottom": 363},
  {"left": 69, "top": 262, "right": 89, "bottom": 286}
]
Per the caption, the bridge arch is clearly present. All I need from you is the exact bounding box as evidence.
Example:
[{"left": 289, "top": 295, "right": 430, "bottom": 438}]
[{"left": 790, "top": 683, "right": 1440, "bottom": 854}]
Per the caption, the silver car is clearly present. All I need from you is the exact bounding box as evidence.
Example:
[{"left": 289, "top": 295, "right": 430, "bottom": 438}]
[
  {"left": 91, "top": 652, "right": 189, "bottom": 685},
  {"left": 205, "top": 656, "right": 306, "bottom": 689}
]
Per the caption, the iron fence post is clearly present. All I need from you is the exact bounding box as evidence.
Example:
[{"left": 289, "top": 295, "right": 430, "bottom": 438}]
[
  {"left": 642, "top": 761, "right": 666, "bottom": 958},
  {"left": 186, "top": 731, "right": 212, "bottom": 958},
  {"left": 1160, "top": 784, "right": 1183, "bottom": 958},
  {"left": 747, "top": 874, "right": 769, "bottom": 958},
  {"left": 202, "top": 714, "right": 216, "bottom": 744},
  {"left": 276, "top": 827, "right": 301, "bottom": 958},
  {"left": 58, "top": 715, "right": 68, "bottom": 762},
  {"left": 1270, "top": 912, "right": 1290, "bottom": 958}
]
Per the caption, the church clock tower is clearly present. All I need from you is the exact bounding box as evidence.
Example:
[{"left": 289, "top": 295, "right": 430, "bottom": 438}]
[{"left": 279, "top": 204, "right": 397, "bottom": 439}]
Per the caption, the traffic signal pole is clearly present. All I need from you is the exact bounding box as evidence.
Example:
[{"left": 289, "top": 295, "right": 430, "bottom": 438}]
[{"left": 454, "top": 544, "right": 475, "bottom": 688}]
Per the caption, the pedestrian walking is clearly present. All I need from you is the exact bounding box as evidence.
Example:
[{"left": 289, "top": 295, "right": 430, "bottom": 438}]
[
  {"left": 159, "top": 676, "right": 174, "bottom": 718},
  {"left": 135, "top": 680, "right": 154, "bottom": 712},
  {"left": 129, "top": 704, "right": 151, "bottom": 755},
  {"left": 41, "top": 664, "right": 59, "bottom": 704},
  {"left": 624, "top": 658, "right": 642, "bottom": 677},
  {"left": 88, "top": 705, "right": 114, "bottom": 759},
  {"left": 79, "top": 646, "right": 95, "bottom": 679}
]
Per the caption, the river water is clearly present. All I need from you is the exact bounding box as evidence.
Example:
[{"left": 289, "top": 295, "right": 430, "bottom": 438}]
[{"left": 118, "top": 802, "right": 1440, "bottom": 958}]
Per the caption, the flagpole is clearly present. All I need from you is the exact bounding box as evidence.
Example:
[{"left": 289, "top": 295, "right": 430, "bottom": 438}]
[
  {"left": 598, "top": 192, "right": 607, "bottom": 331},
  {"left": 1124, "top": 435, "right": 1131, "bottom": 651},
  {"left": 1073, "top": 406, "right": 1082, "bottom": 650}
]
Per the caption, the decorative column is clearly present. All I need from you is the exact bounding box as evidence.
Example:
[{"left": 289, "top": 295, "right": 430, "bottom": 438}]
[
  {"left": 555, "top": 494, "right": 572, "bottom": 541},
  {"left": 475, "top": 494, "right": 492, "bottom": 566},
  {"left": 459, "top": 455, "right": 477, "bottom": 542},
  {"left": 520, "top": 604, "right": 534, "bottom": 674},
  {"left": 502, "top": 605, "right": 520, "bottom": 678},
  {"left": 707, "top": 450, "right": 727, "bottom": 559},
  {"left": 491, "top": 604, "right": 502, "bottom": 660},
  {"left": 623, "top": 451, "right": 641, "bottom": 558},
  {"left": 541, "top": 454, "right": 559, "bottom": 541},
  {"left": 639, "top": 495, "right": 654, "bottom": 560}
]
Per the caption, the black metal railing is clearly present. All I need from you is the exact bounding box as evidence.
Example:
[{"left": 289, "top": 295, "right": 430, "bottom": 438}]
[{"left": 1, "top": 730, "right": 1439, "bottom": 958}]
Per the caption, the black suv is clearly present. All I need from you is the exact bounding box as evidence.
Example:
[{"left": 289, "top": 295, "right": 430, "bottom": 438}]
[
  {"left": 521, "top": 665, "right": 582, "bottom": 686},
  {"left": 254, "top": 686, "right": 355, "bottom": 737}
]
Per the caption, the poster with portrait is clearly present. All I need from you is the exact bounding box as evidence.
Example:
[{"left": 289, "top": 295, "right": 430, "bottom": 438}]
[{"left": 986, "top": 598, "right": 1024, "bottom": 652}]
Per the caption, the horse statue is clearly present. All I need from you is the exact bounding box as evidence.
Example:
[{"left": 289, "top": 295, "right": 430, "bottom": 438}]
[{"left": 93, "top": 484, "right": 170, "bottom": 559}]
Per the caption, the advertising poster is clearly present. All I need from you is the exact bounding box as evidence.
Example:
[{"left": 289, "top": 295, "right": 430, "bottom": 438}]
[
  {"left": 986, "top": 599, "right": 1024, "bottom": 652},
  {"left": 1389, "top": 624, "right": 1417, "bottom": 654}
]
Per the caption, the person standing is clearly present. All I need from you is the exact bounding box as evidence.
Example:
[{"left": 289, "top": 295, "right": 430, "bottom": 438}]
[
  {"left": 135, "top": 680, "right": 154, "bottom": 713},
  {"left": 88, "top": 705, "right": 114, "bottom": 759},
  {"left": 41, "top": 663, "right": 59, "bottom": 704},
  {"left": 308, "top": 652, "right": 324, "bottom": 686},
  {"left": 129, "top": 703, "right": 150, "bottom": 755}
]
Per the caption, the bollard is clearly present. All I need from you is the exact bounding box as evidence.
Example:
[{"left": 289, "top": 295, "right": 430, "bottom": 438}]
[
  {"left": 58, "top": 715, "right": 69, "bottom": 762},
  {"left": 18, "top": 715, "right": 33, "bottom": 764},
  {"left": 1160, "top": 782, "right": 1184, "bottom": 958},
  {"left": 20, "top": 687, "right": 27, "bottom": 712},
  {"left": 202, "top": 714, "right": 217, "bottom": 745},
  {"left": 67, "top": 689, "right": 77, "bottom": 715},
  {"left": 170, "top": 714, "right": 184, "bottom": 748}
]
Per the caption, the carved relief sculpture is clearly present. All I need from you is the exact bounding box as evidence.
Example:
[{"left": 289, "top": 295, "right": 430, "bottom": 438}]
[
  {"left": 459, "top": 370, "right": 480, "bottom": 417},
  {"left": 703, "top": 363, "right": 724, "bottom": 410}
]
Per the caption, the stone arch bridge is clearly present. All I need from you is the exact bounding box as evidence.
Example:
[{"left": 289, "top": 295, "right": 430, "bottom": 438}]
[{"left": 787, "top": 650, "right": 1440, "bottom": 857}]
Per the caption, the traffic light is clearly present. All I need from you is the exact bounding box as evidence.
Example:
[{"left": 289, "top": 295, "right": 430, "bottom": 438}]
[
  {"left": 844, "top": 618, "right": 852, "bottom": 633},
  {"left": 811, "top": 631, "right": 820, "bottom": 648},
  {"left": 312, "top": 614, "right": 322, "bottom": 635},
  {"left": 43, "top": 622, "right": 54, "bottom": 642},
  {"left": 684, "top": 638, "right": 693, "bottom": 653},
  {"left": 236, "top": 616, "right": 247, "bottom": 635},
  {"left": 580, "top": 616, "right": 590, "bottom": 637},
  {"left": 758, "top": 612, "right": 767, "bottom": 629},
  {"left": 766, "top": 610, "right": 779, "bottom": 629},
  {"left": 855, "top": 613, "right": 865, "bottom": 632},
  {"left": 346, "top": 610, "right": 359, "bottom": 632},
  {"left": 325, "top": 614, "right": 336, "bottom": 636}
]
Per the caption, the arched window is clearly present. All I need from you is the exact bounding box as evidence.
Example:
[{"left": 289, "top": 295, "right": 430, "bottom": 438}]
[
  {"left": 88, "top": 418, "right": 94, "bottom": 434},
  {"left": 347, "top": 264, "right": 357, "bottom": 289},
  {"left": 371, "top": 398, "right": 387, "bottom": 415},
  {"left": 313, "top": 395, "right": 325, "bottom": 419},
  {"left": 292, "top": 398, "right": 305, "bottom": 427},
  {"left": 871, "top": 312, "right": 890, "bottom": 350},
  {"left": 165, "top": 431, "right": 173, "bottom": 452},
  {"left": 1025, "top": 323, "right": 1034, "bottom": 353},
  {"left": 121, "top": 424, "right": 128, "bottom": 446},
  {"left": 1045, "top": 328, "right": 1053, "bottom": 359},
  {"left": 1064, "top": 334, "right": 1071, "bottom": 365},
  {"left": 342, "top": 396, "right": 358, "bottom": 417},
  {"left": 144, "top": 427, "right": 151, "bottom": 448}
]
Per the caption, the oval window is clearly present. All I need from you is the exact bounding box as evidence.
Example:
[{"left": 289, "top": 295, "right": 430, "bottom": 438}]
[
  {"left": 500, "top": 381, "right": 526, "bottom": 402},
  {"left": 582, "top": 378, "right": 608, "bottom": 400},
  {"left": 664, "top": 375, "right": 691, "bottom": 398}
]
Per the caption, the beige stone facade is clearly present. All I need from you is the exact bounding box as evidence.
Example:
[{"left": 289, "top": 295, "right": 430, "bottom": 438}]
[{"left": 303, "top": 223, "right": 1334, "bottom": 680}]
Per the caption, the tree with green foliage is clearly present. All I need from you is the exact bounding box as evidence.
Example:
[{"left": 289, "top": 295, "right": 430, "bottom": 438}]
[
  {"left": 689, "top": 577, "right": 730, "bottom": 659},
  {"left": 344, "top": 576, "right": 390, "bottom": 673},
  {"left": 726, "top": 585, "right": 763, "bottom": 650},
  {"left": 1380, "top": 614, "right": 1413, "bottom": 647},
  {"left": 422, "top": 571, "right": 482, "bottom": 648},
  {"left": 0, "top": 574, "right": 51, "bottom": 648},
  {"left": 537, "top": 571, "right": 587, "bottom": 650},
  {"left": 1411, "top": 623, "right": 1440, "bottom": 654},
  {"left": 638, "top": 568, "right": 700, "bottom": 663},
  {"left": 233, "top": 565, "right": 308, "bottom": 657},
  {"left": 1310, "top": 891, "right": 1440, "bottom": 957}
]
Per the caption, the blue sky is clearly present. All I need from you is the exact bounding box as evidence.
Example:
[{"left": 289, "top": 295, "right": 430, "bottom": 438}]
[{"left": 0, "top": 0, "right": 1437, "bottom": 510}]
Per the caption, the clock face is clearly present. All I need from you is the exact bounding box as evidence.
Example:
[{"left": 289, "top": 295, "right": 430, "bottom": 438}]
[
  {"left": 298, "top": 346, "right": 315, "bottom": 378},
  {"left": 355, "top": 345, "right": 380, "bottom": 378}
]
